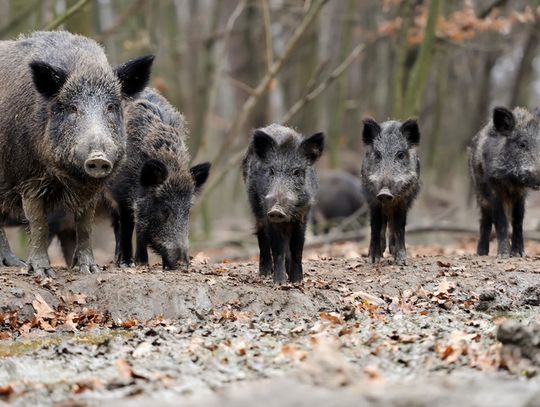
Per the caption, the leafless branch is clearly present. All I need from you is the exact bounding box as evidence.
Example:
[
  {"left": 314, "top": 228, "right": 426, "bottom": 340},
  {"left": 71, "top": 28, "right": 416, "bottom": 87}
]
[{"left": 281, "top": 43, "right": 365, "bottom": 123}]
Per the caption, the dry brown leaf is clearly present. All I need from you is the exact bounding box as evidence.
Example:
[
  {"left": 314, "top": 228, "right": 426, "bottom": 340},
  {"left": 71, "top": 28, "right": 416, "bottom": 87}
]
[
  {"left": 32, "top": 294, "right": 55, "bottom": 321},
  {"left": 116, "top": 359, "right": 133, "bottom": 379},
  {"left": 320, "top": 312, "right": 343, "bottom": 325},
  {"left": 121, "top": 319, "right": 138, "bottom": 329},
  {"left": 0, "top": 384, "right": 14, "bottom": 400},
  {"left": 62, "top": 292, "right": 87, "bottom": 305}
]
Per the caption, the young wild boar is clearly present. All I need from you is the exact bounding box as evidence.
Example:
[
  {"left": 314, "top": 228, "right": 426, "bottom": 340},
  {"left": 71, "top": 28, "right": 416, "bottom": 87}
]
[
  {"left": 312, "top": 169, "right": 365, "bottom": 234},
  {"left": 0, "top": 31, "right": 153, "bottom": 276},
  {"left": 361, "top": 118, "right": 421, "bottom": 265},
  {"left": 469, "top": 107, "right": 540, "bottom": 257},
  {"left": 110, "top": 88, "right": 211, "bottom": 270},
  {"left": 243, "top": 125, "right": 324, "bottom": 284}
]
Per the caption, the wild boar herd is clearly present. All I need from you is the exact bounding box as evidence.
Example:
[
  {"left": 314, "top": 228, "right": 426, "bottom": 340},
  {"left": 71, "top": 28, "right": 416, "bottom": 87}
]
[{"left": 0, "top": 31, "right": 539, "bottom": 285}]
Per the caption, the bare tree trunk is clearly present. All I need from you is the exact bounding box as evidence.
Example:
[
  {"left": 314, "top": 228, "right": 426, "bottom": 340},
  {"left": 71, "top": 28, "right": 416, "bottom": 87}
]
[
  {"left": 510, "top": 14, "right": 540, "bottom": 107},
  {"left": 403, "top": 0, "right": 440, "bottom": 117},
  {"left": 327, "top": 0, "right": 354, "bottom": 168}
]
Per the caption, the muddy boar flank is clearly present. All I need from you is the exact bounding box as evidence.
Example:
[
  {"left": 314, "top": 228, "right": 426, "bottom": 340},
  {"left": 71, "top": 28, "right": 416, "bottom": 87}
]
[
  {"left": 361, "top": 118, "right": 421, "bottom": 266},
  {"left": 243, "top": 125, "right": 324, "bottom": 284},
  {"left": 111, "top": 88, "right": 210, "bottom": 270},
  {"left": 469, "top": 107, "right": 540, "bottom": 258},
  {"left": 0, "top": 31, "right": 153, "bottom": 276}
]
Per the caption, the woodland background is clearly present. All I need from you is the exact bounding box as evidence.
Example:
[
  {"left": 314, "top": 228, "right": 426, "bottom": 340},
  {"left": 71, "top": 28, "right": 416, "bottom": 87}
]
[{"left": 1, "top": 0, "right": 539, "bottom": 260}]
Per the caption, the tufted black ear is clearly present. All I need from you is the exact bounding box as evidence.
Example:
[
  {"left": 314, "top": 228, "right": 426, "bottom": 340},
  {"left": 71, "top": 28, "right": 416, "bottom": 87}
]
[
  {"left": 401, "top": 119, "right": 420, "bottom": 146},
  {"left": 253, "top": 130, "right": 276, "bottom": 160},
  {"left": 493, "top": 106, "right": 516, "bottom": 134},
  {"left": 300, "top": 132, "right": 324, "bottom": 164},
  {"left": 140, "top": 159, "right": 168, "bottom": 187},
  {"left": 362, "top": 118, "right": 381, "bottom": 145},
  {"left": 115, "top": 55, "right": 155, "bottom": 97},
  {"left": 190, "top": 162, "right": 211, "bottom": 194},
  {"left": 30, "top": 61, "right": 68, "bottom": 99}
]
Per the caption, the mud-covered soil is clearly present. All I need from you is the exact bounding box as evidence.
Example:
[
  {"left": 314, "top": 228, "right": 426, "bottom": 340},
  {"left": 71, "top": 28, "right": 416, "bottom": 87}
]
[{"left": 1, "top": 244, "right": 540, "bottom": 406}]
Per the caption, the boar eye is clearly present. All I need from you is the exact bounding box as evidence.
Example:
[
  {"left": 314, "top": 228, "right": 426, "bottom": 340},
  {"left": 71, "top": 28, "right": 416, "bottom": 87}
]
[
  {"left": 268, "top": 167, "right": 275, "bottom": 176},
  {"left": 67, "top": 104, "right": 78, "bottom": 114},
  {"left": 107, "top": 103, "right": 118, "bottom": 113},
  {"left": 396, "top": 151, "right": 406, "bottom": 160},
  {"left": 292, "top": 168, "right": 304, "bottom": 177},
  {"left": 374, "top": 151, "right": 382, "bottom": 160},
  {"left": 518, "top": 140, "right": 528, "bottom": 149}
]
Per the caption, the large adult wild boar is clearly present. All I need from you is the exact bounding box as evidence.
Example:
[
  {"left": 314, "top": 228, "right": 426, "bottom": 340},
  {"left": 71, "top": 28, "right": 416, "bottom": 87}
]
[
  {"left": 469, "top": 107, "right": 540, "bottom": 257},
  {"left": 0, "top": 31, "right": 153, "bottom": 276}
]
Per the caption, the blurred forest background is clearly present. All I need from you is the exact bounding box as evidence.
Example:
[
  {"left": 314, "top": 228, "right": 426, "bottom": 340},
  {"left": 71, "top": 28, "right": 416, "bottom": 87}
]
[{"left": 1, "top": 0, "right": 540, "bottom": 261}]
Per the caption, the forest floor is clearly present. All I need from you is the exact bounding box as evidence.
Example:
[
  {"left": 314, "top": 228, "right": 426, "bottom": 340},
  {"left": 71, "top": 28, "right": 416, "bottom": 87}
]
[{"left": 1, "top": 240, "right": 540, "bottom": 406}]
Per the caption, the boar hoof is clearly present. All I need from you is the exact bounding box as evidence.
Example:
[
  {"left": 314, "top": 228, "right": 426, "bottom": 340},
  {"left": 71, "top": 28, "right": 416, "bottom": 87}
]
[
  {"left": 77, "top": 264, "right": 100, "bottom": 274},
  {"left": 395, "top": 257, "right": 407, "bottom": 266},
  {"left": 259, "top": 266, "right": 272, "bottom": 278},
  {"left": 370, "top": 255, "right": 382, "bottom": 264},
  {"left": 27, "top": 258, "right": 55, "bottom": 278},
  {"left": 510, "top": 249, "right": 525, "bottom": 258},
  {"left": 497, "top": 252, "right": 510, "bottom": 259},
  {"left": 273, "top": 274, "right": 287, "bottom": 285},
  {"left": 0, "top": 252, "right": 26, "bottom": 268},
  {"left": 120, "top": 261, "right": 135, "bottom": 268}
]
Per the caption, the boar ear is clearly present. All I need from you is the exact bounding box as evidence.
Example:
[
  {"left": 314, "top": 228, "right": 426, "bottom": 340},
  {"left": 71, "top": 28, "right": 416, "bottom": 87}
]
[
  {"left": 493, "top": 106, "right": 516, "bottom": 133},
  {"left": 401, "top": 119, "right": 420, "bottom": 146},
  {"left": 190, "top": 162, "right": 211, "bottom": 194},
  {"left": 253, "top": 130, "right": 276, "bottom": 160},
  {"left": 115, "top": 55, "right": 155, "bottom": 97},
  {"left": 30, "top": 61, "right": 67, "bottom": 98},
  {"left": 362, "top": 118, "right": 381, "bottom": 145},
  {"left": 300, "top": 132, "right": 324, "bottom": 164},
  {"left": 140, "top": 159, "right": 168, "bottom": 187}
]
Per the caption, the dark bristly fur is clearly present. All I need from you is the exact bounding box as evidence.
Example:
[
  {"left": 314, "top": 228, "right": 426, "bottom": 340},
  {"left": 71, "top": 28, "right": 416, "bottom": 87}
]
[
  {"left": 361, "top": 118, "right": 421, "bottom": 266},
  {"left": 109, "top": 88, "right": 210, "bottom": 270},
  {"left": 469, "top": 106, "right": 540, "bottom": 258},
  {"left": 243, "top": 124, "right": 324, "bottom": 284},
  {"left": 0, "top": 31, "right": 153, "bottom": 276}
]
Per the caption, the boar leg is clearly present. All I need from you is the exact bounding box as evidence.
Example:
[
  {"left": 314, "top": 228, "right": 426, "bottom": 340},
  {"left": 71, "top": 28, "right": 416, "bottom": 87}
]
[
  {"left": 117, "top": 204, "right": 135, "bottom": 267},
  {"left": 112, "top": 209, "right": 121, "bottom": 264},
  {"left": 135, "top": 232, "right": 149, "bottom": 265},
  {"left": 510, "top": 196, "right": 525, "bottom": 257},
  {"left": 269, "top": 226, "right": 288, "bottom": 284},
  {"left": 390, "top": 205, "right": 407, "bottom": 266},
  {"left": 72, "top": 203, "right": 100, "bottom": 274},
  {"left": 289, "top": 222, "right": 306, "bottom": 283},
  {"left": 380, "top": 216, "right": 387, "bottom": 255},
  {"left": 22, "top": 197, "right": 54, "bottom": 277},
  {"left": 257, "top": 227, "right": 273, "bottom": 277},
  {"left": 477, "top": 204, "right": 492, "bottom": 256},
  {"left": 492, "top": 196, "right": 510, "bottom": 258},
  {"left": 368, "top": 204, "right": 383, "bottom": 263},
  {"left": 0, "top": 227, "right": 25, "bottom": 267},
  {"left": 57, "top": 228, "right": 76, "bottom": 267}
]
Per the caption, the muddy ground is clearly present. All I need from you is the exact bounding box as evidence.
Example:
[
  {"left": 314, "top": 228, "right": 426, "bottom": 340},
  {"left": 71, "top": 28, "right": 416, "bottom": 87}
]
[{"left": 1, "top": 241, "right": 540, "bottom": 406}]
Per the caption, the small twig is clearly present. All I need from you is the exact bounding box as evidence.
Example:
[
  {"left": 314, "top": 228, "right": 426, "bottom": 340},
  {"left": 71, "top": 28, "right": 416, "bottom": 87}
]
[
  {"left": 43, "top": 0, "right": 91, "bottom": 31},
  {"left": 228, "top": 75, "right": 257, "bottom": 95},
  {"left": 260, "top": 0, "right": 274, "bottom": 70},
  {"left": 281, "top": 43, "right": 365, "bottom": 123}
]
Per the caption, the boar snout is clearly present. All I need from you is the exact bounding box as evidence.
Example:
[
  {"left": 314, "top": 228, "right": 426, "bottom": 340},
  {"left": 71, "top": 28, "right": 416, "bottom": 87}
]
[
  {"left": 84, "top": 153, "right": 113, "bottom": 178},
  {"left": 376, "top": 187, "right": 394, "bottom": 202},
  {"left": 267, "top": 206, "right": 289, "bottom": 223},
  {"left": 162, "top": 246, "right": 189, "bottom": 271}
]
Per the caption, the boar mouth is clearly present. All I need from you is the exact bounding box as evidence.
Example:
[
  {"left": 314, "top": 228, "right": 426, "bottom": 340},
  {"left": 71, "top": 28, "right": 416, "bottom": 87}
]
[{"left": 532, "top": 185, "right": 540, "bottom": 191}]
